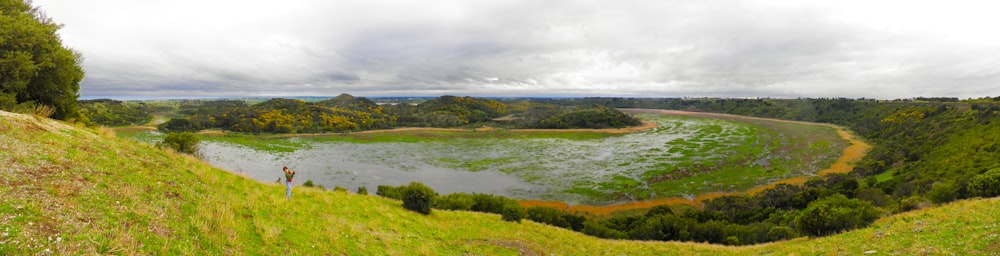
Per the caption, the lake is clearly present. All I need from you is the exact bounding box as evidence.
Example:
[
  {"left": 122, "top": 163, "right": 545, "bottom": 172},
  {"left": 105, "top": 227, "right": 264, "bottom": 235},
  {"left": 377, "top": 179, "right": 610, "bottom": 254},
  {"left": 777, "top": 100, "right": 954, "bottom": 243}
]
[{"left": 191, "top": 114, "right": 781, "bottom": 205}]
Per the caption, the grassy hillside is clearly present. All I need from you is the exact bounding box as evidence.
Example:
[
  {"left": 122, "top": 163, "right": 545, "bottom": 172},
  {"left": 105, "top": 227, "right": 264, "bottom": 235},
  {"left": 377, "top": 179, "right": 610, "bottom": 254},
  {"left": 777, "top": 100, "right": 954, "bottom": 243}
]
[{"left": 1, "top": 111, "right": 998, "bottom": 255}]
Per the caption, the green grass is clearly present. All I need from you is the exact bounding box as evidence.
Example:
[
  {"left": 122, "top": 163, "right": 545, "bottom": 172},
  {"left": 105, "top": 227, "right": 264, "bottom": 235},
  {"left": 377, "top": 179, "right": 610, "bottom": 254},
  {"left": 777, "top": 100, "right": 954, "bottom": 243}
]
[{"left": 1, "top": 111, "right": 999, "bottom": 254}]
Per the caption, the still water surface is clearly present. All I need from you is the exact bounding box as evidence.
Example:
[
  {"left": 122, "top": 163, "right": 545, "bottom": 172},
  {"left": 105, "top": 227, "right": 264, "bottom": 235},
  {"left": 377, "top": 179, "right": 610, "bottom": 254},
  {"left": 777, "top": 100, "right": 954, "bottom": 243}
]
[{"left": 194, "top": 117, "right": 749, "bottom": 204}]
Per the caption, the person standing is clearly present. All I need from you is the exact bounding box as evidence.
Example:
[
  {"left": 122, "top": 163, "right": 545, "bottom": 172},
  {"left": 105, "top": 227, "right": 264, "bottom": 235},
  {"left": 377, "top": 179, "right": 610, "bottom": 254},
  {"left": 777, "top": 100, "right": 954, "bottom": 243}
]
[{"left": 283, "top": 166, "right": 296, "bottom": 199}]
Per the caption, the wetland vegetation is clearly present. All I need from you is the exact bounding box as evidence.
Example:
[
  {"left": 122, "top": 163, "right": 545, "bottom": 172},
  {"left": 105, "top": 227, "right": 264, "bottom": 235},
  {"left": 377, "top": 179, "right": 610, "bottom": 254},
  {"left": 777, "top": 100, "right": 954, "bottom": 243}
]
[{"left": 118, "top": 111, "right": 847, "bottom": 206}]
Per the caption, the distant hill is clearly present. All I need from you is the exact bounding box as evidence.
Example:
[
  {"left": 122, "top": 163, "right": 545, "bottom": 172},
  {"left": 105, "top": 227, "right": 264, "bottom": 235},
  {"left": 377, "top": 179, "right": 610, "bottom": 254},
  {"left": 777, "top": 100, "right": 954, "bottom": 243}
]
[
  {"left": 1, "top": 110, "right": 997, "bottom": 254},
  {"left": 154, "top": 94, "right": 641, "bottom": 133}
]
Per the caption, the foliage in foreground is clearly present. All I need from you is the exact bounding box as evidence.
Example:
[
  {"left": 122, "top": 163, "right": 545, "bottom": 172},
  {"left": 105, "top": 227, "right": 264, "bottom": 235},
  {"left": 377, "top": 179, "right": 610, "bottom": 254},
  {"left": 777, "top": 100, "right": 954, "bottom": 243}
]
[{"left": 0, "top": 0, "right": 85, "bottom": 120}]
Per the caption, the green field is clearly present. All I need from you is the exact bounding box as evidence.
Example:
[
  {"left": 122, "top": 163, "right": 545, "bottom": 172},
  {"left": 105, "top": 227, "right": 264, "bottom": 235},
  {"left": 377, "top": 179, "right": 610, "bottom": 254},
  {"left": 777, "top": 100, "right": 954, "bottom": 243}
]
[{"left": 2, "top": 111, "right": 997, "bottom": 255}]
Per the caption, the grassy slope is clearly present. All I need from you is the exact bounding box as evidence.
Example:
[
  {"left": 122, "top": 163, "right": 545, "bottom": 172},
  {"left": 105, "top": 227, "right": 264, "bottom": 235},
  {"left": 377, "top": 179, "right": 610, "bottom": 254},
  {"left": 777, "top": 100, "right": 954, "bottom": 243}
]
[{"left": 1, "top": 111, "right": 998, "bottom": 255}]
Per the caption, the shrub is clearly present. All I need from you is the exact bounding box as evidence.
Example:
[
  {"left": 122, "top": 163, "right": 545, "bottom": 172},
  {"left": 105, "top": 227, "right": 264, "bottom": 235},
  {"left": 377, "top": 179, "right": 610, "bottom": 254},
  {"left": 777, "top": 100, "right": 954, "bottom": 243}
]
[
  {"left": 644, "top": 204, "right": 675, "bottom": 217},
  {"left": 794, "top": 194, "right": 880, "bottom": 236},
  {"left": 767, "top": 226, "right": 796, "bottom": 241},
  {"left": 562, "top": 212, "right": 587, "bottom": 232},
  {"left": 334, "top": 186, "right": 348, "bottom": 192},
  {"left": 32, "top": 104, "right": 56, "bottom": 118},
  {"left": 433, "top": 193, "right": 476, "bottom": 211},
  {"left": 302, "top": 180, "right": 315, "bottom": 187},
  {"left": 725, "top": 236, "right": 740, "bottom": 246},
  {"left": 627, "top": 215, "right": 694, "bottom": 241},
  {"left": 376, "top": 185, "right": 403, "bottom": 200},
  {"left": 470, "top": 194, "right": 518, "bottom": 214},
  {"left": 357, "top": 186, "right": 368, "bottom": 195},
  {"left": 501, "top": 203, "right": 524, "bottom": 223},
  {"left": 898, "top": 196, "right": 929, "bottom": 212},
  {"left": 756, "top": 184, "right": 801, "bottom": 209},
  {"left": 926, "top": 181, "right": 958, "bottom": 204},
  {"left": 526, "top": 206, "right": 568, "bottom": 228},
  {"left": 582, "top": 220, "right": 628, "bottom": 239},
  {"left": 157, "top": 132, "right": 199, "bottom": 154},
  {"left": 969, "top": 168, "right": 1000, "bottom": 198},
  {"left": 401, "top": 182, "right": 436, "bottom": 215},
  {"left": 856, "top": 188, "right": 890, "bottom": 207}
]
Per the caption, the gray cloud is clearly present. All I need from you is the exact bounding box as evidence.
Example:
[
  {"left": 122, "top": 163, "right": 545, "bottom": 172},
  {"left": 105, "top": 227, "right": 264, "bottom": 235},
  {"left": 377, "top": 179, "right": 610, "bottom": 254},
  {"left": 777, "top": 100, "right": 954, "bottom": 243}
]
[{"left": 34, "top": 0, "right": 1000, "bottom": 98}]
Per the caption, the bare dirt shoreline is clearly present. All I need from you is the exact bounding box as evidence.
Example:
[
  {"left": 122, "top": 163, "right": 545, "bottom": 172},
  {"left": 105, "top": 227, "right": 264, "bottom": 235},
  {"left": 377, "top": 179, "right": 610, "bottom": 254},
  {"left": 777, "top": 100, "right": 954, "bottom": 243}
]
[{"left": 521, "top": 109, "right": 872, "bottom": 216}]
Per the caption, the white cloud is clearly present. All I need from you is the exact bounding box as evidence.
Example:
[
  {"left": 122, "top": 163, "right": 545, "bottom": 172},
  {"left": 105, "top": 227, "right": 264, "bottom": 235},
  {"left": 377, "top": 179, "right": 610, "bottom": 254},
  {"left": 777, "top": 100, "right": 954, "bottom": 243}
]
[{"left": 32, "top": 0, "right": 1000, "bottom": 98}]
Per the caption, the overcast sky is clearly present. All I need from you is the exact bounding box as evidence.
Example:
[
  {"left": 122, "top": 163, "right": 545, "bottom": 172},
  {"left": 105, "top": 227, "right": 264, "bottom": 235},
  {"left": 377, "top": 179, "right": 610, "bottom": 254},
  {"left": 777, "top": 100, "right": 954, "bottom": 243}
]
[{"left": 33, "top": 0, "right": 1000, "bottom": 99}]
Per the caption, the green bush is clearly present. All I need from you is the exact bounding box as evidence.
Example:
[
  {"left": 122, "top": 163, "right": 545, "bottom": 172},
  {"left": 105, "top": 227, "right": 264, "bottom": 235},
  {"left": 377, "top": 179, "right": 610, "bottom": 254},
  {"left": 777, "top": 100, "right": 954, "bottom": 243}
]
[
  {"left": 582, "top": 220, "right": 628, "bottom": 239},
  {"left": 562, "top": 213, "right": 587, "bottom": 232},
  {"left": 525, "top": 206, "right": 568, "bottom": 228},
  {"left": 794, "top": 194, "right": 880, "bottom": 236},
  {"left": 334, "top": 186, "right": 347, "bottom": 192},
  {"left": 157, "top": 132, "right": 199, "bottom": 154},
  {"left": 500, "top": 203, "right": 524, "bottom": 223},
  {"left": 644, "top": 204, "right": 675, "bottom": 217},
  {"left": 433, "top": 193, "right": 476, "bottom": 211},
  {"left": 376, "top": 185, "right": 403, "bottom": 200},
  {"left": 302, "top": 180, "right": 315, "bottom": 187},
  {"left": 470, "top": 194, "right": 518, "bottom": 214},
  {"left": 401, "top": 182, "right": 436, "bottom": 215},
  {"left": 898, "top": 196, "right": 929, "bottom": 212},
  {"left": 767, "top": 226, "right": 796, "bottom": 241},
  {"left": 356, "top": 186, "right": 368, "bottom": 195},
  {"left": 725, "top": 236, "right": 740, "bottom": 246},
  {"left": 969, "top": 168, "right": 1000, "bottom": 198},
  {"left": 926, "top": 181, "right": 958, "bottom": 204}
]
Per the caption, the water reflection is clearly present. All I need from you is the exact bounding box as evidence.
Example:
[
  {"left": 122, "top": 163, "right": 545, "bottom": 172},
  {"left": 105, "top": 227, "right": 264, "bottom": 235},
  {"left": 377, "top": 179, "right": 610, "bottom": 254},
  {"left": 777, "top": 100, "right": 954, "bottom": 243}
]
[{"left": 198, "top": 141, "right": 543, "bottom": 196}]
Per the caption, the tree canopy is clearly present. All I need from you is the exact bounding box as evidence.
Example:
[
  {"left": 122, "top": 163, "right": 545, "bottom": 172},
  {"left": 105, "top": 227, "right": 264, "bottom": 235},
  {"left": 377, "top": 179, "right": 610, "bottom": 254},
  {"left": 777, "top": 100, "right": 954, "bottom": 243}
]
[{"left": 0, "top": 0, "right": 83, "bottom": 119}]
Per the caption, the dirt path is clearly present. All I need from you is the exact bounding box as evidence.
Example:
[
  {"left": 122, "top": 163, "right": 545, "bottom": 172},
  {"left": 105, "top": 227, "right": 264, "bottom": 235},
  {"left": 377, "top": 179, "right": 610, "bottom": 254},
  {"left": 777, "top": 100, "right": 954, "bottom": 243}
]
[{"left": 521, "top": 109, "right": 872, "bottom": 216}]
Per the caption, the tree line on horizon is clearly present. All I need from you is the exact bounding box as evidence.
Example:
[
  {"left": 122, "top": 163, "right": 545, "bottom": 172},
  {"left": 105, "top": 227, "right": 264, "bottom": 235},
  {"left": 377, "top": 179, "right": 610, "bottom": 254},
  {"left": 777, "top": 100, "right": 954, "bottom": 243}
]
[{"left": 148, "top": 94, "right": 641, "bottom": 133}]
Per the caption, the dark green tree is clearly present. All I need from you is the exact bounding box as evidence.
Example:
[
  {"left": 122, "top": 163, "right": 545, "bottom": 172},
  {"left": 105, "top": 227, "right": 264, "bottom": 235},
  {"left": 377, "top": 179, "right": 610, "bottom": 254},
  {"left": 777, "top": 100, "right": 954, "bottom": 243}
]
[
  {"left": 1, "top": 0, "right": 84, "bottom": 119},
  {"left": 500, "top": 203, "right": 524, "bottom": 223},
  {"left": 794, "top": 194, "right": 881, "bottom": 236},
  {"left": 925, "top": 181, "right": 958, "bottom": 204},
  {"left": 401, "top": 182, "right": 436, "bottom": 215}
]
